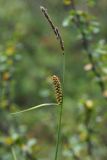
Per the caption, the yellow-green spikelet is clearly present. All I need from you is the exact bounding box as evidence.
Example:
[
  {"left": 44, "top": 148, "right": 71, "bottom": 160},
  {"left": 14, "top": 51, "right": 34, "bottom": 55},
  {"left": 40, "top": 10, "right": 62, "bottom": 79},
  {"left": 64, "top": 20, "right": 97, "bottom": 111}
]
[{"left": 52, "top": 75, "right": 63, "bottom": 105}]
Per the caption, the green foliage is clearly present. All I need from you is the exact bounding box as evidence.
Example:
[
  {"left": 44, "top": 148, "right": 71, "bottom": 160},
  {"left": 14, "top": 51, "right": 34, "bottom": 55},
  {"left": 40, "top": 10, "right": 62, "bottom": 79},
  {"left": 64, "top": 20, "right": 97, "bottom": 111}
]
[{"left": 1, "top": 0, "right": 107, "bottom": 160}]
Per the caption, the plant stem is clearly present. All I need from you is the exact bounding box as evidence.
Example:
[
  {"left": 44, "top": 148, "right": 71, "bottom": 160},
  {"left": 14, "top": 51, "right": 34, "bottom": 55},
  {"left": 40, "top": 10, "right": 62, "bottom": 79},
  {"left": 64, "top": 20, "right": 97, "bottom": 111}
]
[
  {"left": 54, "top": 103, "right": 63, "bottom": 160},
  {"left": 54, "top": 54, "right": 65, "bottom": 160},
  {"left": 11, "top": 147, "right": 17, "bottom": 160}
]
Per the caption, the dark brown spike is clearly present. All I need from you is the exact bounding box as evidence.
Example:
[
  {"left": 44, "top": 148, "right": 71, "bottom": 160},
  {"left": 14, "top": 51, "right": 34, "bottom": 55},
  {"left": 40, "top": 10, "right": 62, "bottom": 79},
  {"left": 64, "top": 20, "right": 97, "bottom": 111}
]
[{"left": 40, "top": 6, "right": 64, "bottom": 54}]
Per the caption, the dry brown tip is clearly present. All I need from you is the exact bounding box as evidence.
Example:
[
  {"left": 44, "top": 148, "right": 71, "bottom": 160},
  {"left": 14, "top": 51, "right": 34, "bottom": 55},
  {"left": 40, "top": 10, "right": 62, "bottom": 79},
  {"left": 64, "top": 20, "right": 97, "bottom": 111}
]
[{"left": 40, "top": 5, "right": 64, "bottom": 54}]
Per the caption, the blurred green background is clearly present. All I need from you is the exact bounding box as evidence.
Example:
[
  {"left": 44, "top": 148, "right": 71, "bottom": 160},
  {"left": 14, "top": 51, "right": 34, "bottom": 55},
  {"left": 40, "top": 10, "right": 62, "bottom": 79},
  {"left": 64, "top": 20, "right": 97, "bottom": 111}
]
[{"left": 1, "top": 0, "right": 107, "bottom": 159}]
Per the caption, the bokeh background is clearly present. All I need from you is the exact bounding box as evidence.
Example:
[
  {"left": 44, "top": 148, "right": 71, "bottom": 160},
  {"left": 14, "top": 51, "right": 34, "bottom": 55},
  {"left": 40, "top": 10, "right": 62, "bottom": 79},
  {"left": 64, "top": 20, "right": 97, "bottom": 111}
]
[{"left": 1, "top": 0, "right": 107, "bottom": 159}]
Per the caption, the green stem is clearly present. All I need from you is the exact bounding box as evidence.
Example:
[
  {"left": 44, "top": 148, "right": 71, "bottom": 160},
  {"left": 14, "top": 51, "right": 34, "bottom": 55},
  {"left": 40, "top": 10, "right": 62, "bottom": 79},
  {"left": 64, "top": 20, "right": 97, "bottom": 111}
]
[
  {"left": 11, "top": 147, "right": 17, "bottom": 160},
  {"left": 55, "top": 103, "right": 63, "bottom": 160},
  {"left": 54, "top": 54, "right": 65, "bottom": 160}
]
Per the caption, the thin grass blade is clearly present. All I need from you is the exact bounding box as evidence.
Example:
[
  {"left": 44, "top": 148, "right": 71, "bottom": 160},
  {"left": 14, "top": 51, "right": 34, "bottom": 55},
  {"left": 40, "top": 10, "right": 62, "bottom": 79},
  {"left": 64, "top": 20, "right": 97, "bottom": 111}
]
[
  {"left": 11, "top": 103, "right": 58, "bottom": 115},
  {"left": 11, "top": 147, "right": 17, "bottom": 160}
]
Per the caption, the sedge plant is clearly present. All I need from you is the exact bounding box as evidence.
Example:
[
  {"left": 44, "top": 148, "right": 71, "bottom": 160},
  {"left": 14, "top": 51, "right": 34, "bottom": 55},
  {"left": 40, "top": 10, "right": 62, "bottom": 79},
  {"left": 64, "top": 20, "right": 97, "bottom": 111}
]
[{"left": 11, "top": 5, "right": 65, "bottom": 160}]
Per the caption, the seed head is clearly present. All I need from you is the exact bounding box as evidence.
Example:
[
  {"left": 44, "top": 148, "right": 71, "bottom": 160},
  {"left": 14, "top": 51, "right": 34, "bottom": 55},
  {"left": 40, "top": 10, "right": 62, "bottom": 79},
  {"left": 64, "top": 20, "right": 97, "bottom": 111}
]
[{"left": 52, "top": 75, "right": 63, "bottom": 105}]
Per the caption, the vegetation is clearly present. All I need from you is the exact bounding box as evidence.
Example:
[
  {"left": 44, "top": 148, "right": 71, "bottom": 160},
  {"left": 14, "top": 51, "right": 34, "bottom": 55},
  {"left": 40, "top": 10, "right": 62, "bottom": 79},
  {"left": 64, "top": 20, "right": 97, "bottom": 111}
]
[{"left": 1, "top": 0, "right": 107, "bottom": 160}]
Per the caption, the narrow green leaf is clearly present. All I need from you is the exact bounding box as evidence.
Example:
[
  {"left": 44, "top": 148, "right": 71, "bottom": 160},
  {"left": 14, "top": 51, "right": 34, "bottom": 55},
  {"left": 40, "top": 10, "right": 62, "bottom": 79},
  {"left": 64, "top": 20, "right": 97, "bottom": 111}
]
[
  {"left": 11, "top": 103, "right": 58, "bottom": 115},
  {"left": 11, "top": 147, "right": 17, "bottom": 160}
]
